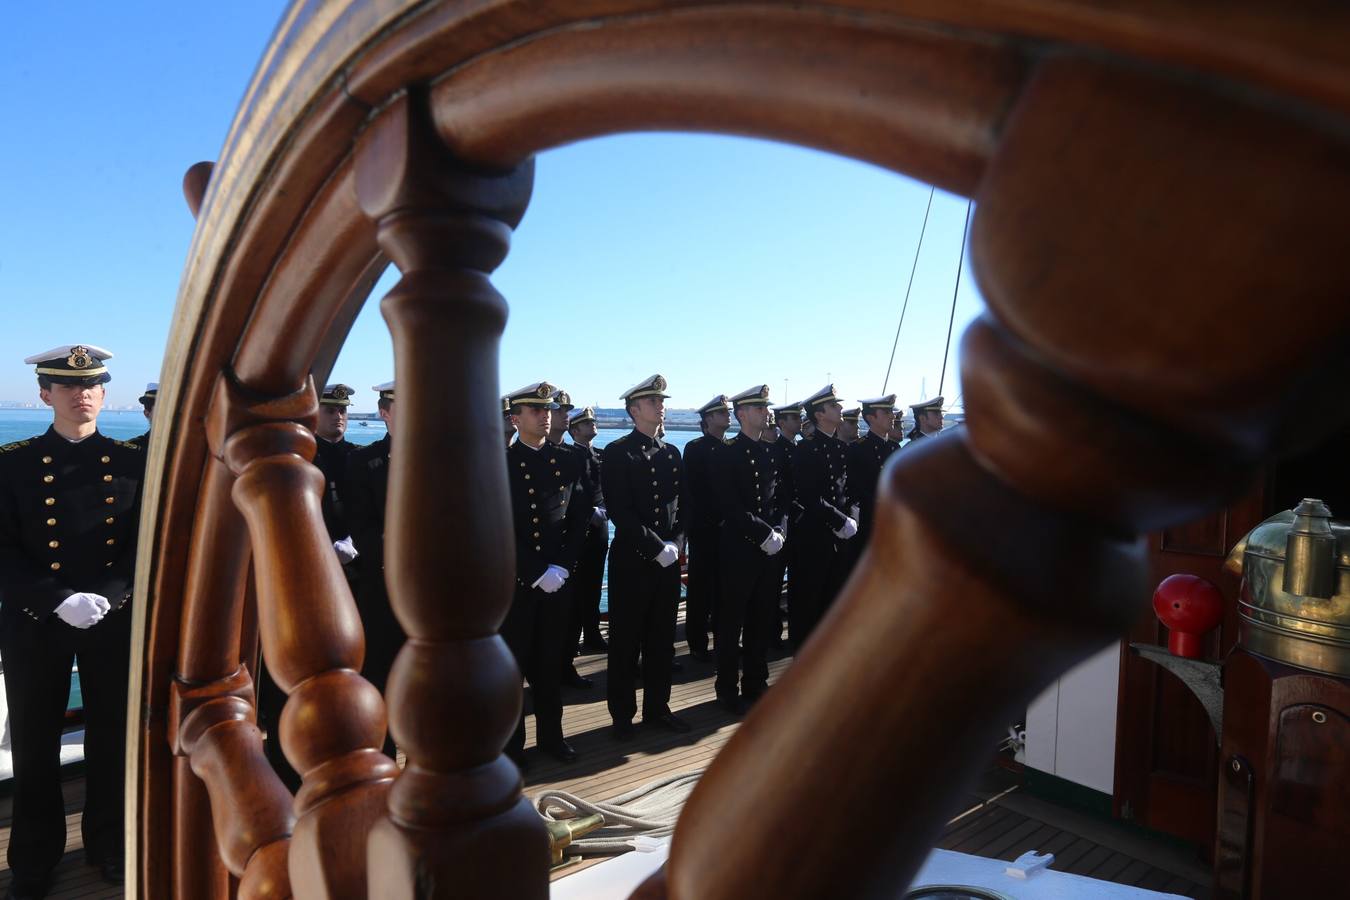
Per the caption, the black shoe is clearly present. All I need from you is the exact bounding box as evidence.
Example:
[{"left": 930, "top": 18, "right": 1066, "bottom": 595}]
[
  {"left": 612, "top": 720, "right": 636, "bottom": 742},
  {"left": 689, "top": 648, "right": 713, "bottom": 662},
  {"left": 561, "top": 669, "right": 593, "bottom": 690},
  {"left": 717, "top": 696, "right": 747, "bottom": 716},
  {"left": 643, "top": 711, "right": 692, "bottom": 733},
  {"left": 539, "top": 740, "right": 579, "bottom": 763},
  {"left": 6, "top": 875, "right": 50, "bottom": 899},
  {"left": 581, "top": 639, "right": 609, "bottom": 654},
  {"left": 506, "top": 749, "right": 531, "bottom": 773},
  {"left": 671, "top": 659, "right": 684, "bottom": 672}
]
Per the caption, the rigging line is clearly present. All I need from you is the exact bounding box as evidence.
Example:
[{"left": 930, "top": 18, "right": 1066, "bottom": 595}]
[
  {"left": 881, "top": 186, "right": 936, "bottom": 394},
  {"left": 937, "top": 199, "right": 973, "bottom": 401}
]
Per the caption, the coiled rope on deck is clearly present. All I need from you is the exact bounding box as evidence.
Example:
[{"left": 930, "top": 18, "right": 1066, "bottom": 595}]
[{"left": 535, "top": 772, "right": 702, "bottom": 855}]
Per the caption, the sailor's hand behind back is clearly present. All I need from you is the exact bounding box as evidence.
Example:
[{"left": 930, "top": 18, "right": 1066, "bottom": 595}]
[
  {"left": 333, "top": 536, "right": 359, "bottom": 565},
  {"left": 760, "top": 529, "right": 786, "bottom": 556},
  {"left": 55, "top": 592, "right": 111, "bottom": 629}
]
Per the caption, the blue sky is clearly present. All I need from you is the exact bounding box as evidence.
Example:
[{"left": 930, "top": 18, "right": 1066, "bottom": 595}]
[{"left": 1, "top": 3, "right": 985, "bottom": 413}]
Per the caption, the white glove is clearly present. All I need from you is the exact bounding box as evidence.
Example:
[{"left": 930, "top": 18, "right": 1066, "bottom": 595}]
[
  {"left": 759, "top": 529, "right": 785, "bottom": 556},
  {"left": 654, "top": 542, "right": 680, "bottom": 568},
  {"left": 833, "top": 517, "right": 858, "bottom": 540},
  {"left": 333, "top": 536, "right": 359, "bottom": 564},
  {"left": 533, "top": 564, "right": 570, "bottom": 593},
  {"left": 591, "top": 507, "right": 608, "bottom": 527},
  {"left": 55, "top": 592, "right": 111, "bottom": 629}
]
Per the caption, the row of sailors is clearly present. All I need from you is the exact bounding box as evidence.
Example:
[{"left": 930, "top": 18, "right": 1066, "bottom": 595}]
[{"left": 491, "top": 376, "right": 946, "bottom": 767}]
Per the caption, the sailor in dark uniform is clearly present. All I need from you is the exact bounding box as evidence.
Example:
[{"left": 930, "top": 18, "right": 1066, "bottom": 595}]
[
  {"left": 906, "top": 396, "right": 944, "bottom": 443},
  {"left": 258, "top": 381, "right": 360, "bottom": 790},
  {"left": 839, "top": 407, "right": 861, "bottom": 444},
  {"left": 712, "top": 385, "right": 784, "bottom": 714},
  {"left": 601, "top": 374, "right": 690, "bottom": 739},
  {"left": 846, "top": 395, "right": 900, "bottom": 553},
  {"left": 341, "top": 381, "right": 401, "bottom": 757},
  {"left": 129, "top": 382, "right": 157, "bottom": 449},
  {"left": 502, "top": 383, "right": 589, "bottom": 765},
  {"left": 789, "top": 384, "right": 858, "bottom": 647},
  {"left": 681, "top": 394, "right": 731, "bottom": 662},
  {"left": 315, "top": 383, "right": 359, "bottom": 566},
  {"left": 0, "top": 345, "right": 144, "bottom": 894},
  {"left": 545, "top": 389, "right": 594, "bottom": 690},
  {"left": 767, "top": 402, "right": 803, "bottom": 647},
  {"left": 566, "top": 406, "right": 609, "bottom": 656}
]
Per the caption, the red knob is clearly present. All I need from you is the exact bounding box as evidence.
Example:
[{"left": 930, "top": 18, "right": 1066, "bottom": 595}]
[{"left": 1153, "top": 574, "right": 1224, "bottom": 659}]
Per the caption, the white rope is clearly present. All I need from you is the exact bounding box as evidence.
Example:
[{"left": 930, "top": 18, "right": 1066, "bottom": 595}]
[{"left": 534, "top": 771, "right": 702, "bottom": 855}]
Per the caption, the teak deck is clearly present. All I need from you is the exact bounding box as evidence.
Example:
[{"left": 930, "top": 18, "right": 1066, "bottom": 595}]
[{"left": 1, "top": 627, "right": 1212, "bottom": 898}]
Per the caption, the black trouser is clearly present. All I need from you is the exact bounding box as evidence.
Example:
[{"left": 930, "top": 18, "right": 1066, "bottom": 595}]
[
  {"left": 786, "top": 526, "right": 850, "bottom": 647},
  {"left": 255, "top": 661, "right": 301, "bottom": 792},
  {"left": 715, "top": 535, "right": 777, "bottom": 702},
  {"left": 501, "top": 582, "right": 572, "bottom": 751},
  {"left": 0, "top": 606, "right": 131, "bottom": 883},
  {"left": 355, "top": 572, "right": 404, "bottom": 759},
  {"left": 765, "top": 544, "right": 790, "bottom": 647},
  {"left": 606, "top": 540, "right": 681, "bottom": 724},
  {"left": 683, "top": 526, "right": 720, "bottom": 654},
  {"left": 568, "top": 525, "right": 609, "bottom": 651}
]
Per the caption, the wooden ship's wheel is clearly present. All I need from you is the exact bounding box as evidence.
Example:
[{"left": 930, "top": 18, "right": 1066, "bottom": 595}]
[{"left": 127, "top": 2, "right": 1350, "bottom": 897}]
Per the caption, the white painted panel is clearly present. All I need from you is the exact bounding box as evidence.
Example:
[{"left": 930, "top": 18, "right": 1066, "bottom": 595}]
[
  {"left": 1053, "top": 641, "right": 1121, "bottom": 795},
  {"left": 1024, "top": 680, "right": 1059, "bottom": 774}
]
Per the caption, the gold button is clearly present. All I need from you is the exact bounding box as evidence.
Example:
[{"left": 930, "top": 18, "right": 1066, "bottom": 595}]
[
  {"left": 105, "top": 497, "right": 115, "bottom": 504},
  {"left": 524, "top": 474, "right": 530, "bottom": 480},
  {"left": 528, "top": 488, "right": 534, "bottom": 494},
  {"left": 535, "top": 545, "right": 541, "bottom": 551},
  {"left": 533, "top": 532, "right": 540, "bottom": 538},
  {"left": 101, "top": 456, "right": 110, "bottom": 463},
  {"left": 106, "top": 538, "right": 116, "bottom": 546},
  {"left": 532, "top": 517, "right": 539, "bottom": 523},
  {"left": 50, "top": 562, "right": 60, "bottom": 571},
  {"left": 652, "top": 481, "right": 658, "bottom": 486},
  {"left": 48, "top": 540, "right": 59, "bottom": 549},
  {"left": 519, "top": 462, "right": 525, "bottom": 467},
  {"left": 46, "top": 518, "right": 56, "bottom": 526},
  {"left": 106, "top": 562, "right": 113, "bottom": 567},
  {"left": 45, "top": 498, "right": 55, "bottom": 506},
  {"left": 105, "top": 517, "right": 114, "bottom": 525},
  {"left": 43, "top": 474, "right": 54, "bottom": 483},
  {"left": 42, "top": 455, "right": 52, "bottom": 464},
  {"left": 530, "top": 503, "right": 536, "bottom": 509},
  {"left": 555, "top": 471, "right": 561, "bottom": 477},
  {"left": 103, "top": 474, "right": 113, "bottom": 482},
  {"left": 549, "top": 458, "right": 556, "bottom": 464}
]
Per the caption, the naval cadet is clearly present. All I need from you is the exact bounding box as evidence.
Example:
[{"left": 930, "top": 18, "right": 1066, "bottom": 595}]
[
  {"left": 502, "top": 383, "right": 590, "bottom": 765},
  {"left": 315, "top": 384, "right": 359, "bottom": 566},
  {"left": 681, "top": 394, "right": 732, "bottom": 662},
  {"left": 906, "top": 396, "right": 944, "bottom": 443},
  {"left": 129, "top": 382, "right": 157, "bottom": 449},
  {"left": 712, "top": 385, "right": 784, "bottom": 714},
  {"left": 341, "top": 381, "right": 401, "bottom": 758},
  {"left": 789, "top": 385, "right": 857, "bottom": 647},
  {"left": 546, "top": 389, "right": 594, "bottom": 691},
  {"left": 601, "top": 375, "right": 691, "bottom": 739},
  {"left": 0, "top": 345, "right": 145, "bottom": 894},
  {"left": 847, "top": 395, "right": 900, "bottom": 552},
  {"left": 839, "top": 408, "right": 861, "bottom": 443},
  {"left": 257, "top": 381, "right": 361, "bottom": 790},
  {"left": 767, "top": 401, "right": 803, "bottom": 647},
  {"left": 566, "top": 406, "right": 609, "bottom": 656}
]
